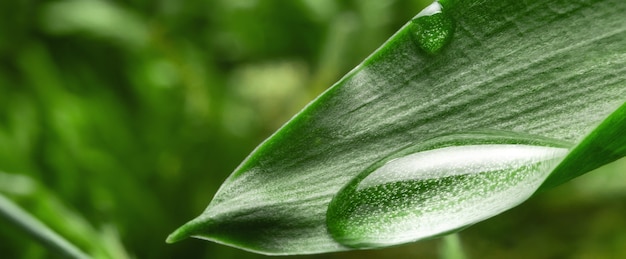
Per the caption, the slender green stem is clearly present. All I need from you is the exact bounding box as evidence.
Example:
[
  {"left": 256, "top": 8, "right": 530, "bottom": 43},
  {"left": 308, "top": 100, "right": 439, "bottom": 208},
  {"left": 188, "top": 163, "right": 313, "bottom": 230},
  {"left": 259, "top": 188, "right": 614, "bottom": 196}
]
[
  {"left": 439, "top": 233, "right": 467, "bottom": 259},
  {"left": 0, "top": 194, "right": 91, "bottom": 259}
]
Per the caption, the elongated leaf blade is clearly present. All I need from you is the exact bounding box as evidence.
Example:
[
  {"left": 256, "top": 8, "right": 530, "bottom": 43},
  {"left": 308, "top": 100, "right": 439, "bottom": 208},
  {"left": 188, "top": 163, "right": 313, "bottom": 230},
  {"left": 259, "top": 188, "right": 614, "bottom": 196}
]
[
  {"left": 539, "top": 102, "right": 626, "bottom": 190},
  {"left": 168, "top": 0, "right": 626, "bottom": 255},
  {"left": 0, "top": 194, "right": 90, "bottom": 259}
]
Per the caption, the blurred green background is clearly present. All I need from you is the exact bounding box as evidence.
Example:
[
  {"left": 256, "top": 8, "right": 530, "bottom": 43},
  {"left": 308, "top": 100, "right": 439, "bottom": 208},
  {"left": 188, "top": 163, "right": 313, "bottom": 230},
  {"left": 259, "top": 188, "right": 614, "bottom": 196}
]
[{"left": 0, "top": 0, "right": 624, "bottom": 258}]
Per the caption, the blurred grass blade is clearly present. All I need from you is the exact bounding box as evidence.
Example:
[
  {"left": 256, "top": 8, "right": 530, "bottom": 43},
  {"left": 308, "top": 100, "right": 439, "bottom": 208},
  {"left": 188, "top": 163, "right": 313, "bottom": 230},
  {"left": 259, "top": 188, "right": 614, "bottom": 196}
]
[
  {"left": 440, "top": 234, "right": 466, "bottom": 259},
  {"left": 169, "top": 0, "right": 626, "bottom": 255},
  {"left": 40, "top": 0, "right": 148, "bottom": 48},
  {"left": 0, "top": 194, "right": 90, "bottom": 259},
  {"left": 0, "top": 172, "right": 131, "bottom": 259}
]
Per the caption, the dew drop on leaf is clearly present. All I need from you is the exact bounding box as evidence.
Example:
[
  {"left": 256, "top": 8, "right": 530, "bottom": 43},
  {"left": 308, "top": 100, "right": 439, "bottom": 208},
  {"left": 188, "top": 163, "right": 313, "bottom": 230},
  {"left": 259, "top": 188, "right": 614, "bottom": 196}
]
[
  {"left": 326, "top": 143, "right": 568, "bottom": 248},
  {"left": 410, "top": 1, "right": 454, "bottom": 54}
]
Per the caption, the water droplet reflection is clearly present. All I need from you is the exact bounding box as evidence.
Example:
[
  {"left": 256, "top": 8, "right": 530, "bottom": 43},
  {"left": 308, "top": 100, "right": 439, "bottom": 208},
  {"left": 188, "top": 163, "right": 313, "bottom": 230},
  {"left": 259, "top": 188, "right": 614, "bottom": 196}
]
[
  {"left": 410, "top": 1, "right": 454, "bottom": 54},
  {"left": 327, "top": 143, "right": 567, "bottom": 248}
]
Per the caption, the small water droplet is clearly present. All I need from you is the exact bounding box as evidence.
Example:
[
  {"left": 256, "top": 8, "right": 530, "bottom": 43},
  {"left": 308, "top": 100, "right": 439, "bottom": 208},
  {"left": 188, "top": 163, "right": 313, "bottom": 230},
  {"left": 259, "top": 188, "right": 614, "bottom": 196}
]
[
  {"left": 326, "top": 135, "right": 568, "bottom": 248},
  {"left": 410, "top": 1, "right": 454, "bottom": 54}
]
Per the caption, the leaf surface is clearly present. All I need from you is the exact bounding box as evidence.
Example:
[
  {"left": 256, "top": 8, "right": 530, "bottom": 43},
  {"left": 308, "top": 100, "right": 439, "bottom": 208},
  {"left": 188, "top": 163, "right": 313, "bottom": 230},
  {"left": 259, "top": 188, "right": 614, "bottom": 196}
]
[{"left": 168, "top": 0, "right": 626, "bottom": 254}]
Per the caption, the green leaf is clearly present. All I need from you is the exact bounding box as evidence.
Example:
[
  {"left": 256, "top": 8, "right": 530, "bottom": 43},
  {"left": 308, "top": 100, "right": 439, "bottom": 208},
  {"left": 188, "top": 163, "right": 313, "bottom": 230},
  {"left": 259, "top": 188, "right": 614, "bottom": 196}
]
[
  {"left": 539, "top": 101, "right": 626, "bottom": 191},
  {"left": 168, "top": 0, "right": 626, "bottom": 255}
]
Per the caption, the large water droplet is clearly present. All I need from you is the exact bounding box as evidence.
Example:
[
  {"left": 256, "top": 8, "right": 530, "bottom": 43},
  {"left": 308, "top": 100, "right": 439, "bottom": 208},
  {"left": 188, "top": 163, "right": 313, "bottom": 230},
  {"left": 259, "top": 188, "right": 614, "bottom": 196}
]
[
  {"left": 410, "top": 1, "right": 454, "bottom": 54},
  {"left": 326, "top": 138, "right": 568, "bottom": 248}
]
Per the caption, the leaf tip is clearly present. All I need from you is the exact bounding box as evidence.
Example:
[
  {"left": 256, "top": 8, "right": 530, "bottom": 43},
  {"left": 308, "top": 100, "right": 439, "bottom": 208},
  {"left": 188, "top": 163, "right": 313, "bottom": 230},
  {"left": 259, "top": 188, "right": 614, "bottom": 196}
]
[
  {"left": 166, "top": 216, "right": 207, "bottom": 244},
  {"left": 165, "top": 226, "right": 189, "bottom": 244}
]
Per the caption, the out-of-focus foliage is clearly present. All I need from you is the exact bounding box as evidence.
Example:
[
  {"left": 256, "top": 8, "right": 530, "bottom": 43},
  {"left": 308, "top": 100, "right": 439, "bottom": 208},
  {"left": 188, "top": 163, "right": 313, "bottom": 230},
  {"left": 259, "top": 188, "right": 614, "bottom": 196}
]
[{"left": 0, "top": 0, "right": 624, "bottom": 258}]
